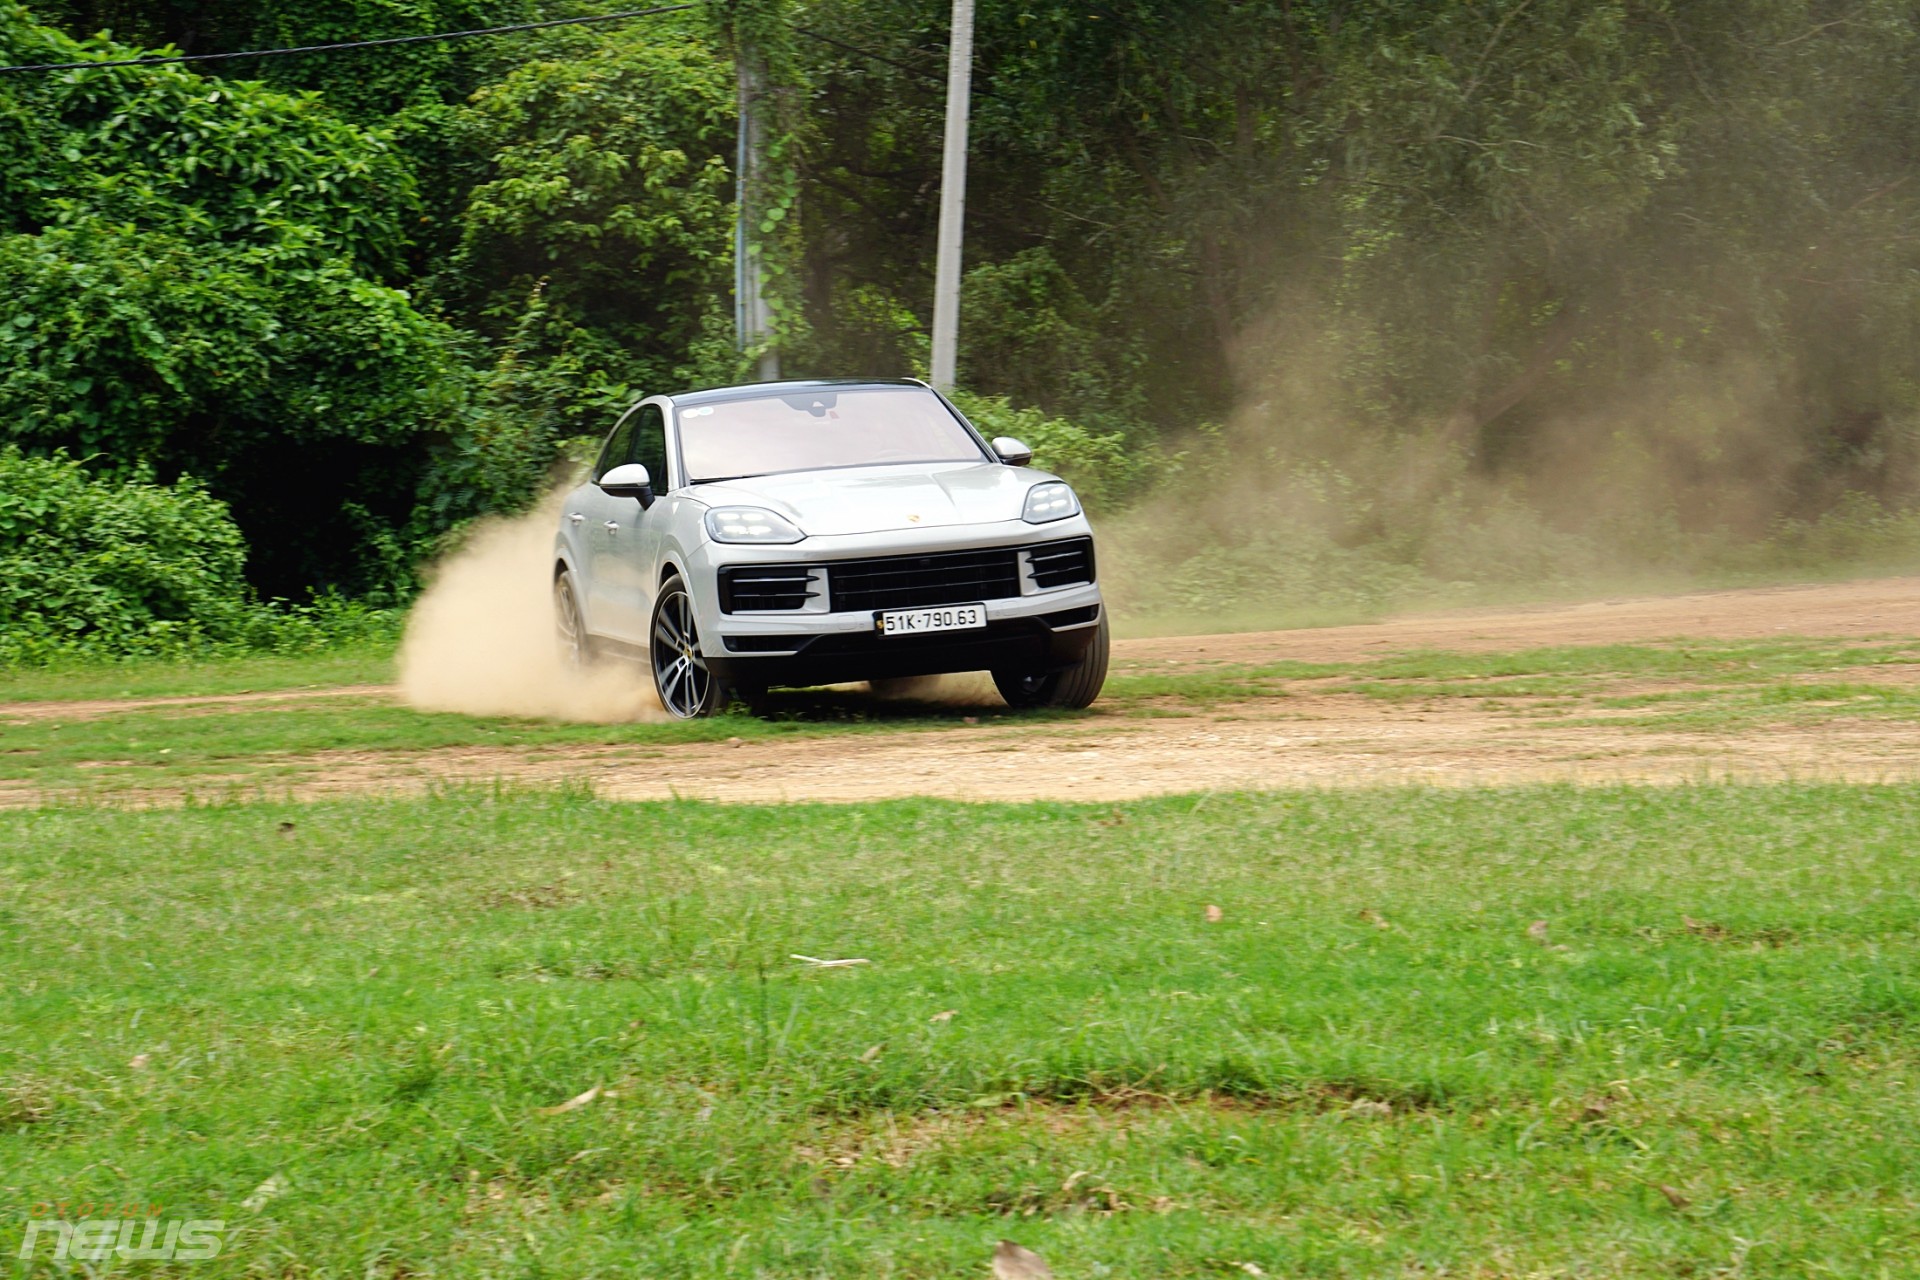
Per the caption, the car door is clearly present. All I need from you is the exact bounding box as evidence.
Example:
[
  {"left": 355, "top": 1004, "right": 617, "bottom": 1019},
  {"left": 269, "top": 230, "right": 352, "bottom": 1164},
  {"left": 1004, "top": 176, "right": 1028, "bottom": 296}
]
[
  {"left": 579, "top": 402, "right": 672, "bottom": 644},
  {"left": 577, "top": 413, "right": 637, "bottom": 639},
  {"left": 594, "top": 402, "right": 671, "bottom": 644}
]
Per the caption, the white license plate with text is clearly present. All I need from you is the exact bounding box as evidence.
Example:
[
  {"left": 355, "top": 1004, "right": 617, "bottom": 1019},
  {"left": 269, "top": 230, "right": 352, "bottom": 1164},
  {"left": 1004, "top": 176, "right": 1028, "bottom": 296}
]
[{"left": 877, "top": 603, "right": 987, "bottom": 636}]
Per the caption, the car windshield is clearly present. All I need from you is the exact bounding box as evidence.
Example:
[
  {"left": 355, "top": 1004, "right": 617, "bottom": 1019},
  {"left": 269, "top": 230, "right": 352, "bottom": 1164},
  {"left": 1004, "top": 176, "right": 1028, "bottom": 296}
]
[{"left": 678, "top": 387, "right": 985, "bottom": 483}]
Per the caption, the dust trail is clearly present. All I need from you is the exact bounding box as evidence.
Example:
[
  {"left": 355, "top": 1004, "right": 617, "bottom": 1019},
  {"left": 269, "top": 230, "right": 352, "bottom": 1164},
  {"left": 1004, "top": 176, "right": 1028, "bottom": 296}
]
[
  {"left": 864, "top": 672, "right": 1000, "bottom": 704},
  {"left": 398, "top": 494, "right": 664, "bottom": 722}
]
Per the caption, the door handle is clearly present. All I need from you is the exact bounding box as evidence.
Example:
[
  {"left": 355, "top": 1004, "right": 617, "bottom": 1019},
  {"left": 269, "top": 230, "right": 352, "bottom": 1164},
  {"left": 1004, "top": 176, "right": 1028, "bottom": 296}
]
[
  {"left": 568, "top": 512, "right": 584, "bottom": 524},
  {"left": 604, "top": 521, "right": 620, "bottom": 532}
]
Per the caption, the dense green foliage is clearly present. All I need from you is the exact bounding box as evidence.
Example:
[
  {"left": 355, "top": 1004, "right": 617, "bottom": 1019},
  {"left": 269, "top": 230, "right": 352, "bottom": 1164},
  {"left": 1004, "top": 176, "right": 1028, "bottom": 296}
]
[
  {"left": 0, "top": 7, "right": 478, "bottom": 597},
  {"left": 0, "top": 3, "right": 746, "bottom": 606},
  {"left": 1, "top": 0, "right": 1918, "bottom": 651},
  {"left": 0, "top": 446, "right": 254, "bottom": 660},
  {"left": 0, "top": 447, "right": 400, "bottom": 661}
]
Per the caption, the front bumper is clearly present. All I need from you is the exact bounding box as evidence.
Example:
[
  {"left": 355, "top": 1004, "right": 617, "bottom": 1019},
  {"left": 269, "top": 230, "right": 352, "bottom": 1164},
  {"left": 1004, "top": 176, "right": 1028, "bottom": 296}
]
[
  {"left": 706, "top": 601, "right": 1103, "bottom": 686},
  {"left": 685, "top": 518, "right": 1103, "bottom": 687}
]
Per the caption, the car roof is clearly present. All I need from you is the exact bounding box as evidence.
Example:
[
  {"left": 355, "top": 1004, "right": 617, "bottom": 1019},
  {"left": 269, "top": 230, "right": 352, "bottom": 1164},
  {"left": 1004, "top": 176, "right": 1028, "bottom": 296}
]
[{"left": 668, "top": 378, "right": 931, "bottom": 408}]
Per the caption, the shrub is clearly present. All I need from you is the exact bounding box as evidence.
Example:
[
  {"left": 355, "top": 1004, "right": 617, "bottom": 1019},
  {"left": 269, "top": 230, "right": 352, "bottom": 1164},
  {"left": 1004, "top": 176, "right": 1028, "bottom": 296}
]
[
  {"left": 1750, "top": 492, "right": 1920, "bottom": 570},
  {"left": 0, "top": 448, "right": 257, "bottom": 662}
]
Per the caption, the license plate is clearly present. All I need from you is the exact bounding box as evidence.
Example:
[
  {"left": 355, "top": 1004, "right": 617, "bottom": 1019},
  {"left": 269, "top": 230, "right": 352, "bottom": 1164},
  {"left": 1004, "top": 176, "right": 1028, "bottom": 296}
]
[{"left": 876, "top": 603, "right": 987, "bottom": 636}]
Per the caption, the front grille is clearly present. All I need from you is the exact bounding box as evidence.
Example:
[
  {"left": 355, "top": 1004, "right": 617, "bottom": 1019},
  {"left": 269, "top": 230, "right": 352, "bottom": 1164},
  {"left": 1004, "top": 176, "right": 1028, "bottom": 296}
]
[
  {"left": 1026, "top": 538, "right": 1095, "bottom": 590},
  {"left": 719, "top": 565, "right": 817, "bottom": 612},
  {"left": 827, "top": 546, "right": 1021, "bottom": 612}
]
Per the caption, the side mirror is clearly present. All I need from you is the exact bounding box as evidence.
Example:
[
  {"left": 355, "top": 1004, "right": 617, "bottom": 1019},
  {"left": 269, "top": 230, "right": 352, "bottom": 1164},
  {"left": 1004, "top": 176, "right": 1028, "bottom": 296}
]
[
  {"left": 991, "top": 436, "right": 1034, "bottom": 467},
  {"left": 597, "top": 462, "right": 655, "bottom": 508}
]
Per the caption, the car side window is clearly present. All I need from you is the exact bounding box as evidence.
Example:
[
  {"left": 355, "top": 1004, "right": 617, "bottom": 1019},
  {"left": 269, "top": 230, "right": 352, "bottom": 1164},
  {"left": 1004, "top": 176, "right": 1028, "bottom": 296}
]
[
  {"left": 593, "top": 415, "right": 638, "bottom": 482},
  {"left": 633, "top": 404, "right": 668, "bottom": 489}
]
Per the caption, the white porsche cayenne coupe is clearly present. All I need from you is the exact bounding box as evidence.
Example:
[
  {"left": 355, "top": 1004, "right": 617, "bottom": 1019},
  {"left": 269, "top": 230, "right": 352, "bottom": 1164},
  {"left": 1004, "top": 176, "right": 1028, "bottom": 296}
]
[{"left": 552, "top": 379, "right": 1108, "bottom": 718}]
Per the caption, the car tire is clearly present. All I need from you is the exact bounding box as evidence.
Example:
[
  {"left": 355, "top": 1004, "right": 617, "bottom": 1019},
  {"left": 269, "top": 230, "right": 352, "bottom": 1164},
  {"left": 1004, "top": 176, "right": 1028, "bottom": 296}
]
[
  {"left": 554, "top": 569, "right": 594, "bottom": 669},
  {"left": 992, "top": 613, "right": 1110, "bottom": 710},
  {"left": 650, "top": 574, "right": 723, "bottom": 718}
]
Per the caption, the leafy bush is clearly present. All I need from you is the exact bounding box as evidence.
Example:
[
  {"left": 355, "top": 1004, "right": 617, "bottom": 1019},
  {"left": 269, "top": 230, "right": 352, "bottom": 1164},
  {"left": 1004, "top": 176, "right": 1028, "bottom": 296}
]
[
  {"left": 1750, "top": 492, "right": 1920, "bottom": 570},
  {"left": 0, "top": 449, "right": 404, "bottom": 664},
  {"left": 0, "top": 448, "right": 256, "bottom": 662},
  {"left": 0, "top": 220, "right": 478, "bottom": 597},
  {"left": 0, "top": 9, "right": 418, "bottom": 270}
]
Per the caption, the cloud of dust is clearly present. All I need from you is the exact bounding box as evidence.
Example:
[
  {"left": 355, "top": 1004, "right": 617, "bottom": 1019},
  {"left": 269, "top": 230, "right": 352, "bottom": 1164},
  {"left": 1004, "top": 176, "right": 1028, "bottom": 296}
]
[
  {"left": 1097, "top": 248, "right": 1920, "bottom": 633},
  {"left": 398, "top": 493, "right": 665, "bottom": 723}
]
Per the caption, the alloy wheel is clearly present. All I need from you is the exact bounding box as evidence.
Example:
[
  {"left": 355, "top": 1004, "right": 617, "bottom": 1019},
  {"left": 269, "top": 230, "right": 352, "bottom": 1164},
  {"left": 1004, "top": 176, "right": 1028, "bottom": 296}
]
[{"left": 651, "top": 583, "right": 715, "bottom": 718}]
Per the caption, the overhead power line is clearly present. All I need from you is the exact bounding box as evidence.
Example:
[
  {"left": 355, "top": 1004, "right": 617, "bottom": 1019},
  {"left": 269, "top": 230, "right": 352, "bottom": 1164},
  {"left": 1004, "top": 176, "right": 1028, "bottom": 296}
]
[
  {"left": 0, "top": 3, "right": 697, "bottom": 74},
  {"left": 786, "top": 24, "right": 942, "bottom": 85},
  {"left": 0, "top": 4, "right": 969, "bottom": 96}
]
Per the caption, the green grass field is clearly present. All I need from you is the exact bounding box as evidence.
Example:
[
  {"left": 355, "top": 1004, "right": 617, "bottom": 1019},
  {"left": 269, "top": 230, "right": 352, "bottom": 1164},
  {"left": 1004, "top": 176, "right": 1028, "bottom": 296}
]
[
  {"left": 5, "top": 783, "right": 1919, "bottom": 1276},
  {"left": 0, "top": 641, "right": 399, "bottom": 705}
]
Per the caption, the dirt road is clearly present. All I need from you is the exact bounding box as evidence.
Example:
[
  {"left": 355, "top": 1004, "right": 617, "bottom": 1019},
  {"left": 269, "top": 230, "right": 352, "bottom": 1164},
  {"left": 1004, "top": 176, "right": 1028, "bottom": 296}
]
[
  {"left": 419, "top": 574, "right": 1920, "bottom": 800},
  {"left": 1117, "top": 573, "right": 1920, "bottom": 665},
  {"left": 8, "top": 575, "right": 1920, "bottom": 804}
]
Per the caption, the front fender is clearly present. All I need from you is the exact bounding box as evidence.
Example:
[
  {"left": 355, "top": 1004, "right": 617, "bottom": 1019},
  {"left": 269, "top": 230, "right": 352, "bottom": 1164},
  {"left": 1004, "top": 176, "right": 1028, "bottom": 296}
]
[{"left": 552, "top": 535, "right": 582, "bottom": 582}]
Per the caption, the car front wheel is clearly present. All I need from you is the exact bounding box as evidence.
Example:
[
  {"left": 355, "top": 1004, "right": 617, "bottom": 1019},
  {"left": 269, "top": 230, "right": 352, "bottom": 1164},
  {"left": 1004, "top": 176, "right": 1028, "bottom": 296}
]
[
  {"left": 992, "top": 614, "right": 1110, "bottom": 710},
  {"left": 650, "top": 575, "right": 722, "bottom": 718}
]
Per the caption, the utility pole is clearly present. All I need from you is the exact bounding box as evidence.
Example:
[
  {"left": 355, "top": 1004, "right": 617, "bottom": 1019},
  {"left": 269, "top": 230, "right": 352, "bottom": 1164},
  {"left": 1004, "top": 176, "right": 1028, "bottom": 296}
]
[
  {"left": 928, "top": 0, "right": 974, "bottom": 391},
  {"left": 735, "top": 46, "right": 779, "bottom": 381}
]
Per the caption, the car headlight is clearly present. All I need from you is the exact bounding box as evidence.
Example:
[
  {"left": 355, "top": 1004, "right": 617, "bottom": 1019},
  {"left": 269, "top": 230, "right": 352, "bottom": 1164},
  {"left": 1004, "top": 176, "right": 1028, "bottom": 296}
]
[
  {"left": 704, "top": 506, "right": 805, "bottom": 544},
  {"left": 1022, "top": 482, "right": 1081, "bottom": 524}
]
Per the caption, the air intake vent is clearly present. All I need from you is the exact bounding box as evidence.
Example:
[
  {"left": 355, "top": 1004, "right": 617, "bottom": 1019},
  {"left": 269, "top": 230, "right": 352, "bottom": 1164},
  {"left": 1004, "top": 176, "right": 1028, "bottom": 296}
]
[
  {"left": 1026, "top": 537, "right": 1095, "bottom": 590},
  {"left": 827, "top": 547, "right": 1022, "bottom": 612},
  {"left": 719, "top": 565, "right": 817, "bottom": 612}
]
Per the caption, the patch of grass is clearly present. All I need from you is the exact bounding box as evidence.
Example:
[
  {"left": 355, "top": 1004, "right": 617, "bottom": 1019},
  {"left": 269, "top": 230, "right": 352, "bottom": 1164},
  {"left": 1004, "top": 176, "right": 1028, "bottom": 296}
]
[
  {"left": 3, "top": 785, "right": 1919, "bottom": 1275},
  {"left": 0, "top": 672, "right": 1087, "bottom": 799},
  {"left": 1111, "top": 639, "right": 1920, "bottom": 721},
  {"left": 1318, "top": 638, "right": 1920, "bottom": 697},
  {"left": 0, "top": 698, "right": 755, "bottom": 792},
  {"left": 1355, "top": 638, "right": 1920, "bottom": 682},
  {"left": 0, "top": 690, "right": 1038, "bottom": 797},
  {"left": 1584, "top": 681, "right": 1920, "bottom": 731},
  {"left": 1335, "top": 675, "right": 1591, "bottom": 700},
  {"left": 0, "top": 640, "right": 399, "bottom": 704}
]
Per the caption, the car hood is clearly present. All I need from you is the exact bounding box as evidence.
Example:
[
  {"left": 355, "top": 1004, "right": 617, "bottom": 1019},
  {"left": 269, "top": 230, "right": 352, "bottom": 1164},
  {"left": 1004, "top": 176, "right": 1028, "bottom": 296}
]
[{"left": 688, "top": 462, "right": 1049, "bottom": 536}]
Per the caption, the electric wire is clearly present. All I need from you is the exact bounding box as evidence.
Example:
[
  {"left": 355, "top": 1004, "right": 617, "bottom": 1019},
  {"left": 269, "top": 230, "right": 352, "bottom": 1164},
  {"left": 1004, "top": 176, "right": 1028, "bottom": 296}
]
[
  {"left": 0, "top": 4, "right": 697, "bottom": 74},
  {"left": 0, "top": 2, "right": 976, "bottom": 102},
  {"left": 785, "top": 24, "right": 942, "bottom": 85}
]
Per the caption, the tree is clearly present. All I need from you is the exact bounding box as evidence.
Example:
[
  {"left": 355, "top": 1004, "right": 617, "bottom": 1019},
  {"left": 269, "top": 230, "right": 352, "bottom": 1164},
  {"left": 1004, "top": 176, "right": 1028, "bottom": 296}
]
[
  {"left": 0, "top": 6, "right": 476, "bottom": 597},
  {"left": 435, "top": 20, "right": 742, "bottom": 440}
]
